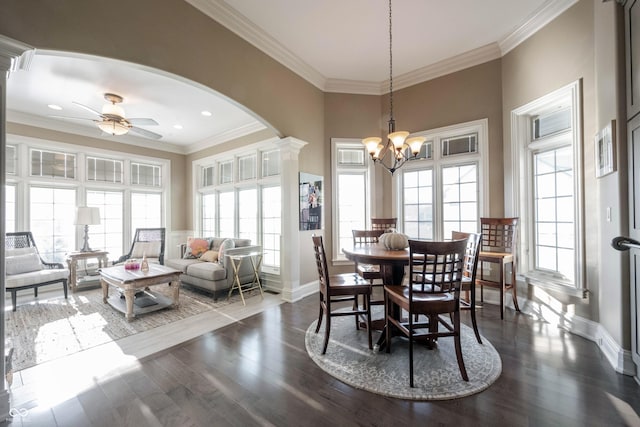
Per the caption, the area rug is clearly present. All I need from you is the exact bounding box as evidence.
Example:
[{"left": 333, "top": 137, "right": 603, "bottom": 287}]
[
  {"left": 305, "top": 310, "right": 502, "bottom": 400},
  {"left": 5, "top": 285, "right": 253, "bottom": 371}
]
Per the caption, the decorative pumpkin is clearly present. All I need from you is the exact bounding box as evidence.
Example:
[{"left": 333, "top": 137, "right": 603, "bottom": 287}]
[{"left": 379, "top": 231, "right": 409, "bottom": 250}]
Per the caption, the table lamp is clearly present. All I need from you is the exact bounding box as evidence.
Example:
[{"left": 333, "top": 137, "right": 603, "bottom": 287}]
[{"left": 75, "top": 206, "right": 101, "bottom": 252}]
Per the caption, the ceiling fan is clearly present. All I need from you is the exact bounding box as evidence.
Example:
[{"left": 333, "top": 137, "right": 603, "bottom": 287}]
[{"left": 53, "top": 93, "right": 162, "bottom": 140}]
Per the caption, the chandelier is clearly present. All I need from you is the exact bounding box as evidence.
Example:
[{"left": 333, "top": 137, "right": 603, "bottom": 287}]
[{"left": 362, "top": 0, "right": 425, "bottom": 175}]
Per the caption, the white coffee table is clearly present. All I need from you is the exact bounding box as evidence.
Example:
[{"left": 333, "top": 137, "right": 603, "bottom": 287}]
[{"left": 100, "top": 264, "right": 181, "bottom": 321}]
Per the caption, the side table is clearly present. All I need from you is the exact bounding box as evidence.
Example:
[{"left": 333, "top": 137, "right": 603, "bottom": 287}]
[
  {"left": 227, "top": 251, "right": 264, "bottom": 305},
  {"left": 66, "top": 250, "right": 109, "bottom": 292}
]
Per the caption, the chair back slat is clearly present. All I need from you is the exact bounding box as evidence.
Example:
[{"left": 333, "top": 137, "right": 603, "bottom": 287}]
[
  {"left": 480, "top": 217, "right": 518, "bottom": 254},
  {"left": 352, "top": 229, "right": 384, "bottom": 245},
  {"left": 312, "top": 235, "right": 330, "bottom": 291},
  {"left": 409, "top": 239, "right": 468, "bottom": 296},
  {"left": 452, "top": 231, "right": 482, "bottom": 281},
  {"left": 371, "top": 218, "right": 397, "bottom": 232}
]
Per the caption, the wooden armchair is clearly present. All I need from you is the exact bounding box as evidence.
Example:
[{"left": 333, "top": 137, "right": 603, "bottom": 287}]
[
  {"left": 5, "top": 232, "right": 69, "bottom": 311},
  {"left": 114, "top": 228, "right": 166, "bottom": 265}
]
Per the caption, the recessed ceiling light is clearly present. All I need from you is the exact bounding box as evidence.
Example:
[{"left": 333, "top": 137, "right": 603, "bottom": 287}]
[
  {"left": 201, "top": 110, "right": 212, "bottom": 117},
  {"left": 173, "top": 124, "right": 183, "bottom": 130},
  {"left": 47, "top": 104, "right": 62, "bottom": 110}
]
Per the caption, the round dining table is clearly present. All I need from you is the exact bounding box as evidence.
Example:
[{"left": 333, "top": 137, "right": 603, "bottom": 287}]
[{"left": 342, "top": 243, "right": 410, "bottom": 286}]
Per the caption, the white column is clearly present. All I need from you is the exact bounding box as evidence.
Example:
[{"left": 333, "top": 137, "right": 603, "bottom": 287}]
[
  {"left": 0, "top": 34, "right": 33, "bottom": 420},
  {"left": 275, "top": 137, "right": 307, "bottom": 302}
]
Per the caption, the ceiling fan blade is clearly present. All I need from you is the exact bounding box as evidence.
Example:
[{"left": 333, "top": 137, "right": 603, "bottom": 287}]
[
  {"left": 128, "top": 118, "right": 158, "bottom": 126},
  {"left": 129, "top": 126, "right": 162, "bottom": 140},
  {"left": 49, "top": 115, "right": 95, "bottom": 122},
  {"left": 72, "top": 101, "right": 103, "bottom": 117}
]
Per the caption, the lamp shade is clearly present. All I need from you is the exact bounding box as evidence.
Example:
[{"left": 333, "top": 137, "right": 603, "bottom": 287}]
[{"left": 75, "top": 207, "right": 101, "bottom": 225}]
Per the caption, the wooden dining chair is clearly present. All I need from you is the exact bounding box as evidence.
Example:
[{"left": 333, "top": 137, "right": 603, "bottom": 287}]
[
  {"left": 452, "top": 231, "right": 482, "bottom": 344},
  {"left": 312, "top": 235, "right": 373, "bottom": 354},
  {"left": 385, "top": 238, "right": 469, "bottom": 387},
  {"left": 352, "top": 229, "right": 385, "bottom": 305},
  {"left": 371, "top": 218, "right": 397, "bottom": 232},
  {"left": 476, "top": 217, "right": 520, "bottom": 319}
]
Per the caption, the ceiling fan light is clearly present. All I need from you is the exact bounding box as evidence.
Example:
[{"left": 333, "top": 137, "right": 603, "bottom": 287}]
[
  {"left": 97, "top": 119, "right": 130, "bottom": 136},
  {"left": 102, "top": 103, "right": 125, "bottom": 118}
]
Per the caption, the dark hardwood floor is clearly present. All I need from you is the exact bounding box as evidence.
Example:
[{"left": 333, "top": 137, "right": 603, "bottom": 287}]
[{"left": 5, "top": 294, "right": 640, "bottom": 427}]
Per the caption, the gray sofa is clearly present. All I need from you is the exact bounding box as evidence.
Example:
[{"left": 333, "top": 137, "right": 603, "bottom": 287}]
[{"left": 164, "top": 237, "right": 261, "bottom": 299}]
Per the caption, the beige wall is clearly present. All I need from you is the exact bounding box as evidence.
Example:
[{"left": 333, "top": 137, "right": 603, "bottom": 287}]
[{"left": 501, "top": 0, "right": 629, "bottom": 345}]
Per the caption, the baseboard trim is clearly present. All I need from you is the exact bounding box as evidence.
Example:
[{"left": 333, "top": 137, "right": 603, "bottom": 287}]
[
  {"left": 480, "top": 282, "right": 635, "bottom": 376},
  {"left": 557, "top": 313, "right": 635, "bottom": 376},
  {"left": 281, "top": 280, "right": 317, "bottom": 303}
]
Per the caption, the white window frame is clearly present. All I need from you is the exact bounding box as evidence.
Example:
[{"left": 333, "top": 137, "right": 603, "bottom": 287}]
[
  {"left": 331, "top": 138, "right": 373, "bottom": 263},
  {"left": 510, "top": 80, "right": 585, "bottom": 297},
  {"left": 7, "top": 135, "right": 170, "bottom": 257},
  {"left": 193, "top": 139, "right": 281, "bottom": 274},
  {"left": 394, "top": 119, "right": 489, "bottom": 240}
]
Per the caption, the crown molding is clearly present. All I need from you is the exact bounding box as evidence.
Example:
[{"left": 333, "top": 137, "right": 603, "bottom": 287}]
[
  {"left": 185, "top": 0, "right": 327, "bottom": 90},
  {"left": 188, "top": 0, "right": 578, "bottom": 95},
  {"left": 392, "top": 43, "right": 502, "bottom": 93},
  {"left": 499, "top": 0, "right": 579, "bottom": 55},
  {"left": 0, "top": 34, "right": 33, "bottom": 74},
  {"left": 185, "top": 121, "right": 268, "bottom": 154},
  {"left": 324, "top": 79, "right": 382, "bottom": 95},
  {"left": 326, "top": 44, "right": 501, "bottom": 95}
]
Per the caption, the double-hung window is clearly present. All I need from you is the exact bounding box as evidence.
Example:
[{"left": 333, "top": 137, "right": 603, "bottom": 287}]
[
  {"left": 511, "top": 81, "right": 584, "bottom": 295},
  {"left": 331, "top": 139, "right": 371, "bottom": 261},
  {"left": 397, "top": 119, "right": 487, "bottom": 241}
]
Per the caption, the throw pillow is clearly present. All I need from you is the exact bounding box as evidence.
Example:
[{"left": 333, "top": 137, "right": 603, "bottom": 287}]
[
  {"left": 199, "top": 250, "right": 219, "bottom": 263},
  {"left": 218, "top": 239, "right": 235, "bottom": 265},
  {"left": 183, "top": 237, "right": 210, "bottom": 259},
  {"left": 5, "top": 247, "right": 43, "bottom": 275}
]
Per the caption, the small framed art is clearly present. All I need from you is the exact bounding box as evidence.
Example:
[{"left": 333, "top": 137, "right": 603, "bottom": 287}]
[{"left": 595, "top": 120, "right": 616, "bottom": 178}]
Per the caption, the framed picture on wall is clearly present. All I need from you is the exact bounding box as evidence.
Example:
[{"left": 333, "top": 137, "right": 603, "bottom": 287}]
[
  {"left": 595, "top": 120, "right": 616, "bottom": 178},
  {"left": 299, "top": 172, "right": 323, "bottom": 230}
]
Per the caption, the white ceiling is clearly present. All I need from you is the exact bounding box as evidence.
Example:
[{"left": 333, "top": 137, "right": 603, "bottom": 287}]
[{"left": 6, "top": 0, "right": 576, "bottom": 153}]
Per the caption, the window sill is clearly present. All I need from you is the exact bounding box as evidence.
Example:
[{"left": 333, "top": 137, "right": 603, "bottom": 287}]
[{"left": 524, "top": 273, "right": 588, "bottom": 299}]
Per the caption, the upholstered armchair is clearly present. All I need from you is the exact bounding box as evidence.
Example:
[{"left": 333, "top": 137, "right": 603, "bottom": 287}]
[
  {"left": 114, "top": 228, "right": 166, "bottom": 265},
  {"left": 5, "top": 232, "right": 69, "bottom": 311}
]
